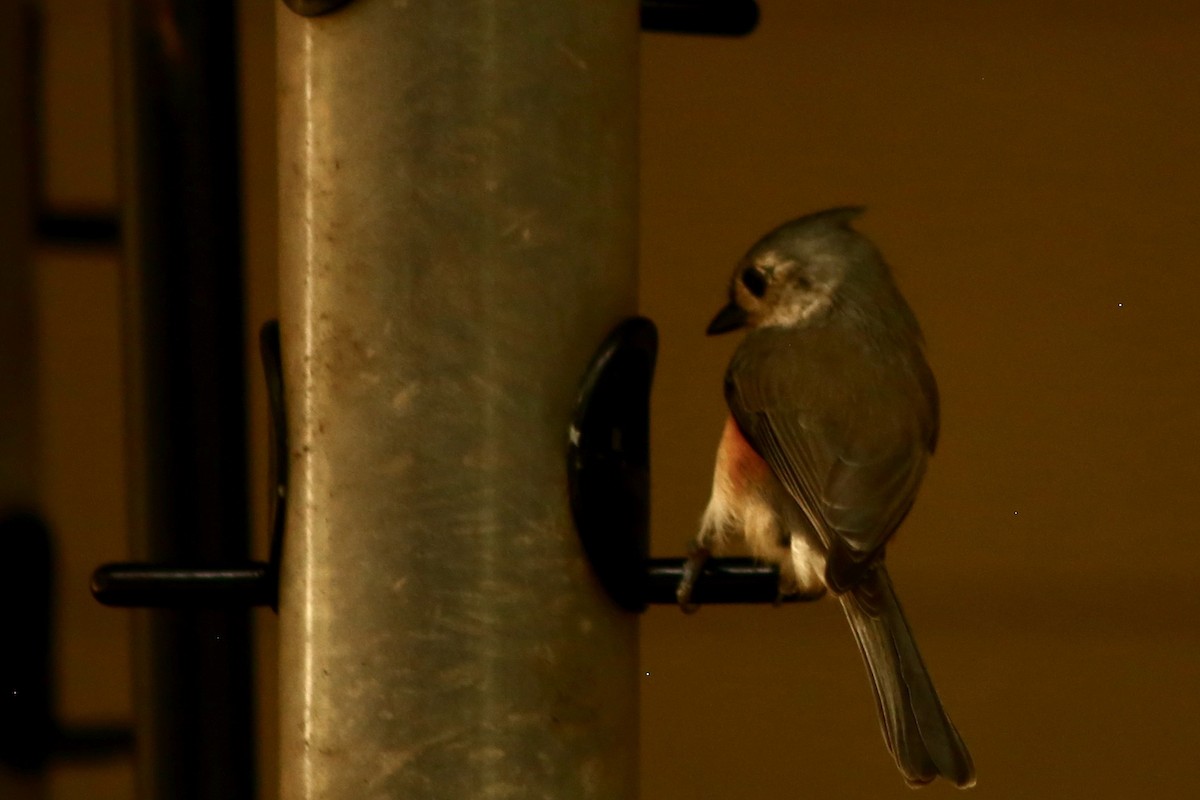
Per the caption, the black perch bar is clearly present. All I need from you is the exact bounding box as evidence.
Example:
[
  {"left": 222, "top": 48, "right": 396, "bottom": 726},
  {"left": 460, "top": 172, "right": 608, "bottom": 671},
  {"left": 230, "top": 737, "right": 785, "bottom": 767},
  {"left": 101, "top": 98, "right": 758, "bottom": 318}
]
[
  {"left": 35, "top": 211, "right": 121, "bottom": 247},
  {"left": 284, "top": 0, "right": 761, "bottom": 38},
  {"left": 641, "top": 0, "right": 759, "bottom": 36},
  {"left": 92, "top": 557, "right": 807, "bottom": 608},
  {"left": 644, "top": 557, "right": 814, "bottom": 605},
  {"left": 91, "top": 563, "right": 274, "bottom": 608}
]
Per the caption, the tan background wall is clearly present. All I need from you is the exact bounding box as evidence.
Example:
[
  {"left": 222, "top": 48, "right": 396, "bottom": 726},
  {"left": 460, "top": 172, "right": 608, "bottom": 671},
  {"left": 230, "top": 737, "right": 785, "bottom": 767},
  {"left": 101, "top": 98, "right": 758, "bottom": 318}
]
[{"left": 28, "top": 1, "right": 1199, "bottom": 798}]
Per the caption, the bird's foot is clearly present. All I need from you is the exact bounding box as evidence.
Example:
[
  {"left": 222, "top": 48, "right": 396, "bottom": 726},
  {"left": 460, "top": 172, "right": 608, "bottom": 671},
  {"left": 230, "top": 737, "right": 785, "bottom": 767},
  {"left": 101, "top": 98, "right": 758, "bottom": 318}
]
[{"left": 676, "top": 543, "right": 711, "bottom": 614}]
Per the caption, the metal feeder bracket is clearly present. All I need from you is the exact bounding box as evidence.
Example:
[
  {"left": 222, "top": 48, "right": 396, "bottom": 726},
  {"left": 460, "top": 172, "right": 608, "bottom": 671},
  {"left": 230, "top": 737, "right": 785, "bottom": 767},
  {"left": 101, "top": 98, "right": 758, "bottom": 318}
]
[{"left": 91, "top": 321, "right": 286, "bottom": 610}]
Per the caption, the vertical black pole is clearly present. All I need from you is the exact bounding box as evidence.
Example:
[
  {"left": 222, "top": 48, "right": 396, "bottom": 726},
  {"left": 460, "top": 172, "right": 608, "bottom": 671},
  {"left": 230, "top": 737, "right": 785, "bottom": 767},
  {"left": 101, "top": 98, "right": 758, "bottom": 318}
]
[
  {"left": 1, "top": 4, "right": 49, "bottom": 799},
  {"left": 113, "top": 2, "right": 255, "bottom": 798}
]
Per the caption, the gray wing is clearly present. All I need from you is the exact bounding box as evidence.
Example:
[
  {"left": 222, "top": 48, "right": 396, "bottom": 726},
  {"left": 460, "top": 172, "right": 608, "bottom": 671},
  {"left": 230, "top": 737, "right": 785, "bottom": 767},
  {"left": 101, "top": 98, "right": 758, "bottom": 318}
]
[{"left": 725, "top": 326, "right": 938, "bottom": 593}]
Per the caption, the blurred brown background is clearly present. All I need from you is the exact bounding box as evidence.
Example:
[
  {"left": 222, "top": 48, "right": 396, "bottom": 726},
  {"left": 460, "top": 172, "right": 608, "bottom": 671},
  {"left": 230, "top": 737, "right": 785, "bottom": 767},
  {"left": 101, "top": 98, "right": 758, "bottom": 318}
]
[{"left": 14, "top": 0, "right": 1200, "bottom": 798}]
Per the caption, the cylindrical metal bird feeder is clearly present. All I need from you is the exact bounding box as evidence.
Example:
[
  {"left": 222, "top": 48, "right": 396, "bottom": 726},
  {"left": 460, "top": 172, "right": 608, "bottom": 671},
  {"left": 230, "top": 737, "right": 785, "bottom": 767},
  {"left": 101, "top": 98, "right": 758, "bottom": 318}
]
[{"left": 276, "top": 2, "right": 639, "bottom": 798}]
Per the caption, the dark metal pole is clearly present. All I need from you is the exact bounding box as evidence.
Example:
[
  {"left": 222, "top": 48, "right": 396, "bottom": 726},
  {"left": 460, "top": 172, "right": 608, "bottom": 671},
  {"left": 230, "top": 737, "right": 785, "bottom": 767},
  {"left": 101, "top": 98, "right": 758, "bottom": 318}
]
[
  {"left": 1, "top": 4, "right": 46, "bottom": 798},
  {"left": 0, "top": 514, "right": 54, "bottom": 786},
  {"left": 0, "top": 2, "right": 37, "bottom": 515},
  {"left": 113, "top": 2, "right": 255, "bottom": 798}
]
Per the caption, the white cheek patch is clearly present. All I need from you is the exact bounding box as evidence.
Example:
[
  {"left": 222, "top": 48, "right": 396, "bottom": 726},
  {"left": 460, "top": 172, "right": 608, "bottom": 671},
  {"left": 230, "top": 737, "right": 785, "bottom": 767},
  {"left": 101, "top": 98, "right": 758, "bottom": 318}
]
[{"left": 764, "top": 282, "right": 835, "bottom": 327}]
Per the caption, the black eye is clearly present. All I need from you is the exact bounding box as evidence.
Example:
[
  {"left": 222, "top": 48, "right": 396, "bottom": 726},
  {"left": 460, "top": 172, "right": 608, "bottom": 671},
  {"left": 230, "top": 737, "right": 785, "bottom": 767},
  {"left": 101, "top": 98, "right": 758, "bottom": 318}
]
[{"left": 741, "top": 267, "right": 767, "bottom": 298}]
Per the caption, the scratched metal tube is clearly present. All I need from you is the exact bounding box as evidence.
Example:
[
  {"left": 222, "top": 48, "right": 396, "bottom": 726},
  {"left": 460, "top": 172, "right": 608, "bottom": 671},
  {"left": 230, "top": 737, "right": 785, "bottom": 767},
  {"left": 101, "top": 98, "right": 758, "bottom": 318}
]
[{"left": 276, "top": 3, "right": 639, "bottom": 798}]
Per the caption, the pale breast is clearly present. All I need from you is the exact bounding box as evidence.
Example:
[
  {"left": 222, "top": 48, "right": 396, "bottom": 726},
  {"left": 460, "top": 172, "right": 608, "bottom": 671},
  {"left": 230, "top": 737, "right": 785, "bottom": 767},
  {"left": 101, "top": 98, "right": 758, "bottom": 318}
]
[{"left": 700, "top": 415, "right": 828, "bottom": 595}]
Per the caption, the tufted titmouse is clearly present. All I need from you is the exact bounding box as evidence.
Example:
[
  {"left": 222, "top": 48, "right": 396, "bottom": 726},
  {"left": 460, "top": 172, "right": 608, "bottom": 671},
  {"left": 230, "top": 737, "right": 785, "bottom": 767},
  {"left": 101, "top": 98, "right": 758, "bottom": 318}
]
[{"left": 679, "top": 207, "right": 975, "bottom": 788}]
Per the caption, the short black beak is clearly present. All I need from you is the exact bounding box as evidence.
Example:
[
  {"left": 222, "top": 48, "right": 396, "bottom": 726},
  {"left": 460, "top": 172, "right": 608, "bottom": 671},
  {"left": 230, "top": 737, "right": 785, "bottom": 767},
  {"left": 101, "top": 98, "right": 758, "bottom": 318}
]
[{"left": 706, "top": 302, "right": 748, "bottom": 335}]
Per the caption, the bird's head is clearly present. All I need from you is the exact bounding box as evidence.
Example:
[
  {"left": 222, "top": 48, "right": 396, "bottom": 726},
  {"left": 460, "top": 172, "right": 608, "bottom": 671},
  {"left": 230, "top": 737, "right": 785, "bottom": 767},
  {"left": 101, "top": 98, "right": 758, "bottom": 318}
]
[{"left": 707, "top": 206, "right": 878, "bottom": 335}]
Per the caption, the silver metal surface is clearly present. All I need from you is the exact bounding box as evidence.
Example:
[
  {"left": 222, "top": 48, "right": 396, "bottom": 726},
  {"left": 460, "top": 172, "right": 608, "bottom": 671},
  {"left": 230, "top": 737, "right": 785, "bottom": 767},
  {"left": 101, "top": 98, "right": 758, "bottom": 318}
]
[{"left": 276, "top": 2, "right": 639, "bottom": 798}]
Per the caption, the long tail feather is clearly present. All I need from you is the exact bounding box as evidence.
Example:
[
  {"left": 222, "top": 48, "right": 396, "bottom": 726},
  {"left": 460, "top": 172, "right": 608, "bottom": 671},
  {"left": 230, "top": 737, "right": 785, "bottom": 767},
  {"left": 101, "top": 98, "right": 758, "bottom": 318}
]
[{"left": 838, "top": 564, "right": 975, "bottom": 788}]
